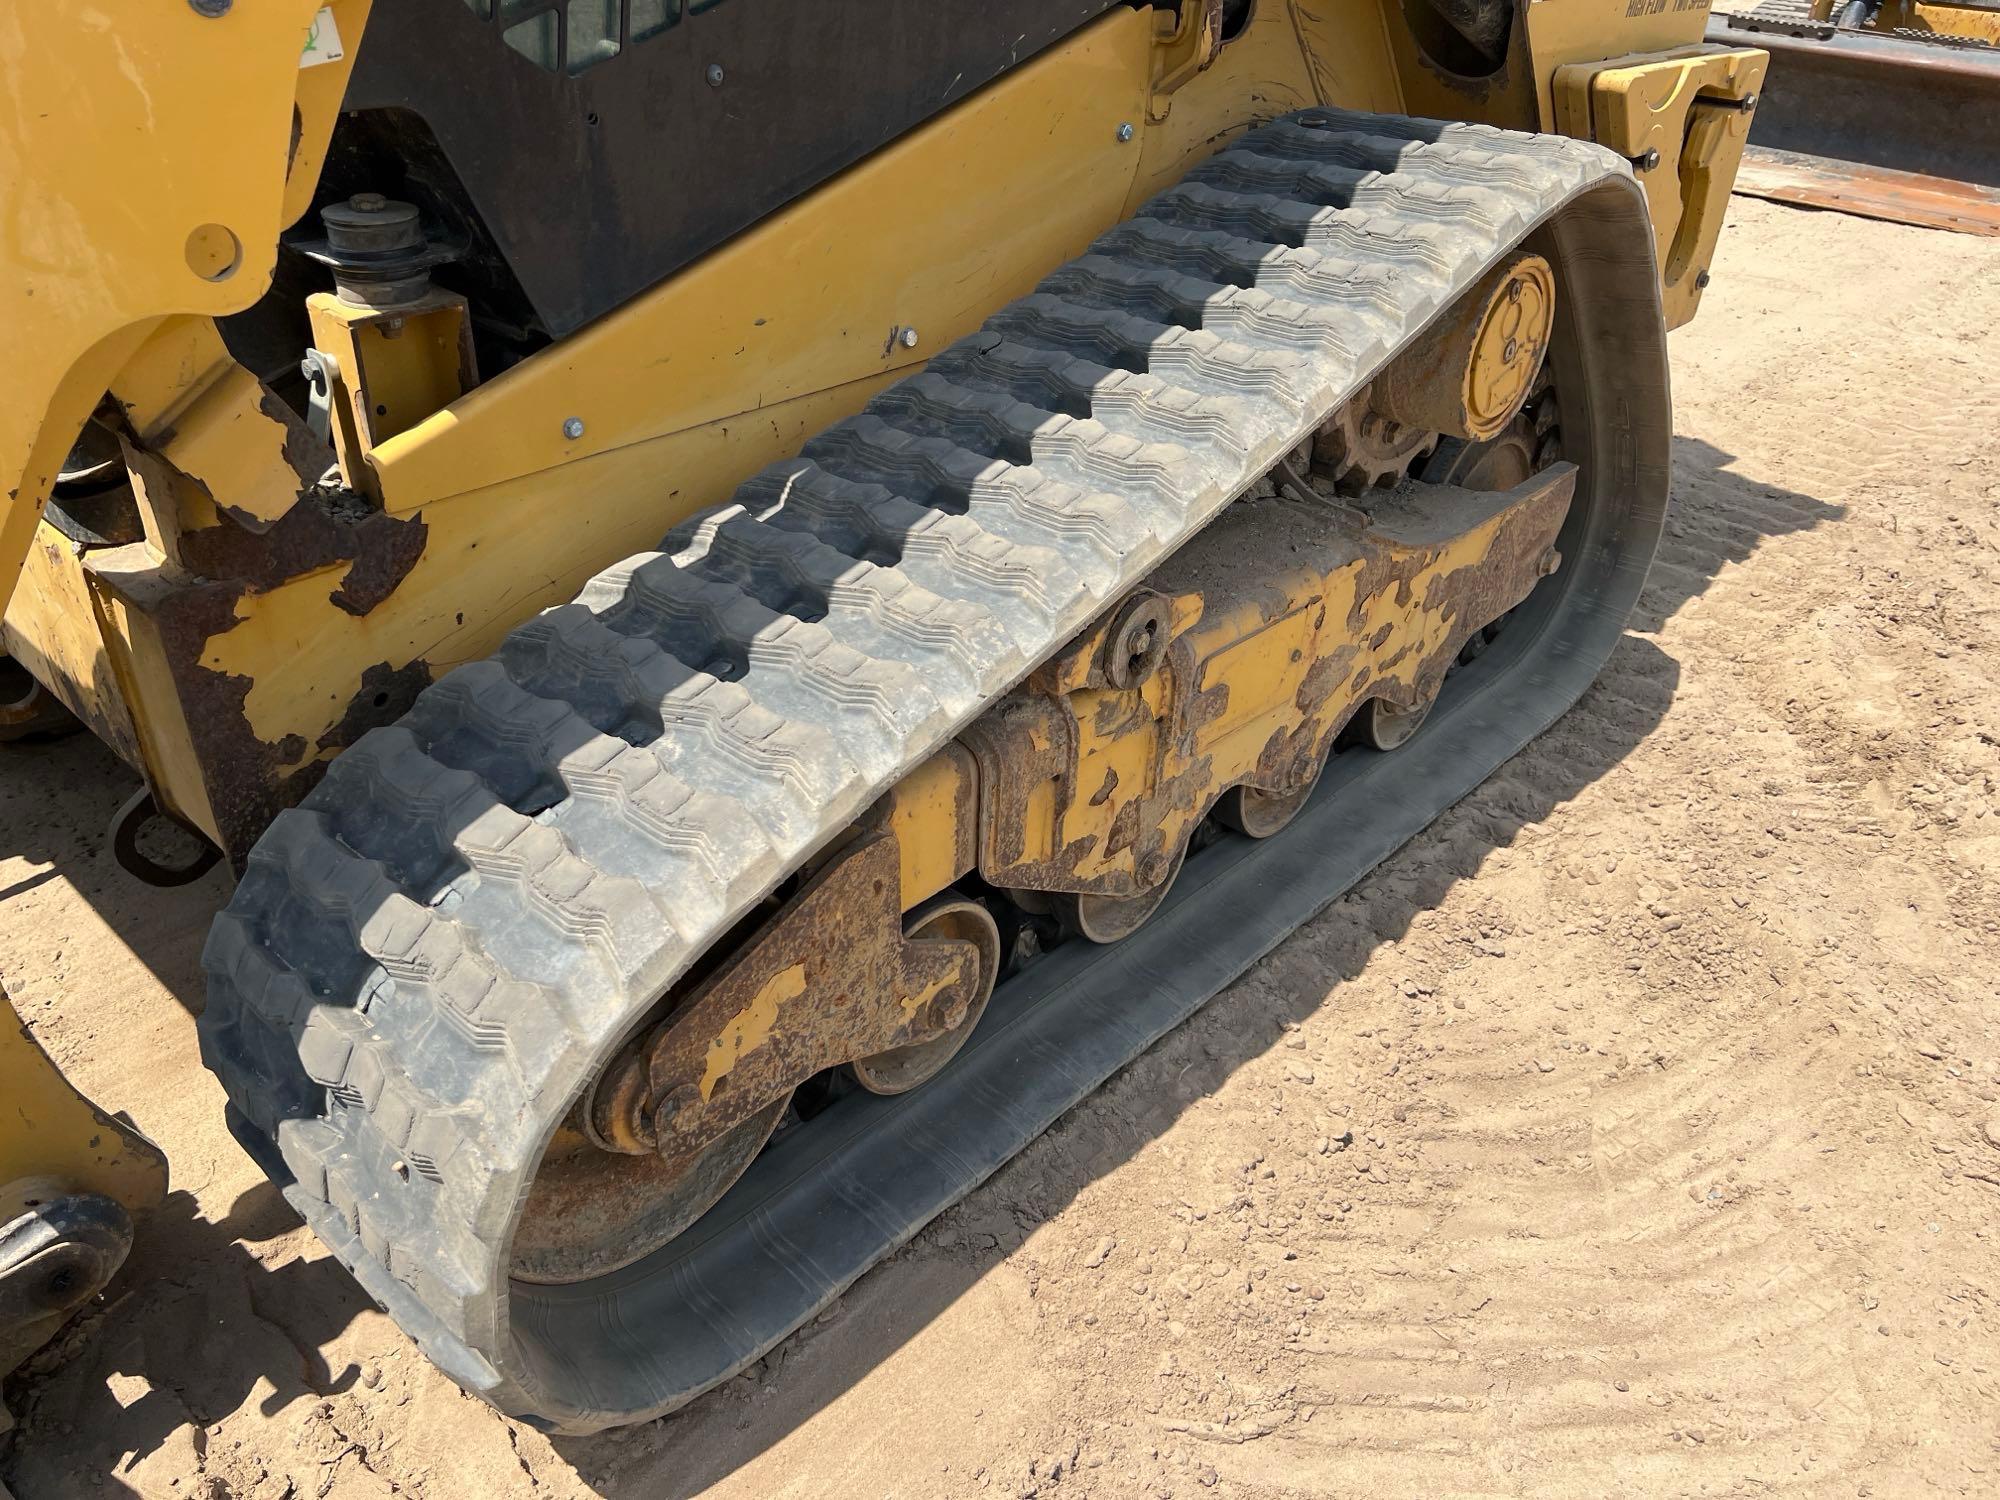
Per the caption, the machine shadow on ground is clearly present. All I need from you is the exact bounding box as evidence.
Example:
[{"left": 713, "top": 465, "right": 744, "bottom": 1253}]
[{"left": 0, "top": 432, "right": 1844, "bottom": 1495}]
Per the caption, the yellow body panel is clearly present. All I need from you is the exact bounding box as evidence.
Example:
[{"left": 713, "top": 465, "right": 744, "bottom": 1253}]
[
  {"left": 1523, "top": 0, "right": 1722, "bottom": 126},
  {"left": 86, "top": 544, "right": 228, "bottom": 841},
  {"left": 111, "top": 317, "right": 313, "bottom": 546},
  {"left": 370, "top": 10, "right": 1156, "bottom": 512}
]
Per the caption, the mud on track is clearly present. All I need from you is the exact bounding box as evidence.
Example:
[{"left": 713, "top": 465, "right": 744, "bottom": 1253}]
[{"left": 3, "top": 194, "right": 1998, "bottom": 1497}]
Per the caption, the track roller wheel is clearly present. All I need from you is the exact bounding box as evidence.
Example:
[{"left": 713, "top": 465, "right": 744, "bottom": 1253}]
[
  {"left": 1053, "top": 845, "right": 1187, "bottom": 944},
  {"left": 848, "top": 896, "right": 1002, "bottom": 1096},
  {"left": 1217, "top": 759, "right": 1325, "bottom": 840},
  {"left": 511, "top": 1093, "right": 791, "bottom": 1284},
  {"left": 1351, "top": 692, "right": 1436, "bottom": 752}
]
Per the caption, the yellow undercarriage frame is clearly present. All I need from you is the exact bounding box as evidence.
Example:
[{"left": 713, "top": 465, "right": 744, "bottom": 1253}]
[{"left": 1, "top": 0, "right": 1756, "bottom": 867}]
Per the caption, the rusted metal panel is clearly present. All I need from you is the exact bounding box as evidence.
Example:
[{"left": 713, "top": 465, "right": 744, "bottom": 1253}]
[
  {"left": 592, "top": 833, "right": 982, "bottom": 1180},
  {"left": 1732, "top": 145, "right": 2000, "bottom": 234},
  {"left": 84, "top": 518, "right": 431, "bottom": 862}
]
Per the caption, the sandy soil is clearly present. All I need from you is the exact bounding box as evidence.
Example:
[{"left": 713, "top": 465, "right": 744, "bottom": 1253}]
[{"left": 3, "top": 194, "right": 1998, "bottom": 1500}]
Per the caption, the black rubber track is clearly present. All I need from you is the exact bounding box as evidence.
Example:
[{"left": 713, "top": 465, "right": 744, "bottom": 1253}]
[{"left": 200, "top": 110, "right": 1669, "bottom": 1432}]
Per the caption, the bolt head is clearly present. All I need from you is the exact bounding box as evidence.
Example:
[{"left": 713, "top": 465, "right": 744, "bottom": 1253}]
[
  {"left": 899, "top": 326, "right": 920, "bottom": 349},
  {"left": 562, "top": 417, "right": 585, "bottom": 440},
  {"left": 1503, "top": 335, "right": 1519, "bottom": 362},
  {"left": 1695, "top": 269, "right": 1713, "bottom": 289},
  {"left": 348, "top": 192, "right": 389, "bottom": 214},
  {"left": 705, "top": 62, "right": 725, "bottom": 86},
  {"left": 189, "top": 0, "right": 232, "bottom": 16},
  {"left": 1116, "top": 122, "right": 1135, "bottom": 143},
  {"left": 1637, "top": 148, "right": 1661, "bottom": 172}
]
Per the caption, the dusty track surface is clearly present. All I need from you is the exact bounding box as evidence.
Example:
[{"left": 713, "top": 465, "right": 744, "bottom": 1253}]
[{"left": 4, "top": 196, "right": 1998, "bottom": 1499}]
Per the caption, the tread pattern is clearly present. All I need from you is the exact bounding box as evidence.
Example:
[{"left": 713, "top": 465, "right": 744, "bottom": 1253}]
[{"left": 197, "top": 108, "right": 1633, "bottom": 1427}]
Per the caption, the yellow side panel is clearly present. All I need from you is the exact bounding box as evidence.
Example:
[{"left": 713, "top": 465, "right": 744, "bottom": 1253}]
[
  {"left": 371, "top": 8, "right": 1156, "bottom": 510},
  {"left": 195, "top": 377, "right": 908, "bottom": 796},
  {"left": 86, "top": 545, "right": 225, "bottom": 838},
  {"left": 111, "top": 317, "right": 308, "bottom": 536}
]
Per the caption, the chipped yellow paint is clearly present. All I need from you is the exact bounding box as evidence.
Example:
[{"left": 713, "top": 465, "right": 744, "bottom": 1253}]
[
  {"left": 698, "top": 963, "right": 805, "bottom": 1103},
  {"left": 898, "top": 968, "right": 958, "bottom": 1020},
  {"left": 1197, "top": 603, "right": 1317, "bottom": 745},
  {"left": 111, "top": 318, "right": 307, "bottom": 540}
]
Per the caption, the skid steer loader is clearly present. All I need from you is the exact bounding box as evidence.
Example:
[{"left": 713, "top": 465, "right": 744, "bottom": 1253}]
[{"left": 2, "top": 0, "right": 1764, "bottom": 1434}]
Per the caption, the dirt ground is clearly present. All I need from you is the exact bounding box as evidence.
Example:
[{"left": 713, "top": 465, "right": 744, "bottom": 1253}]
[{"left": 3, "top": 194, "right": 1998, "bottom": 1500}]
